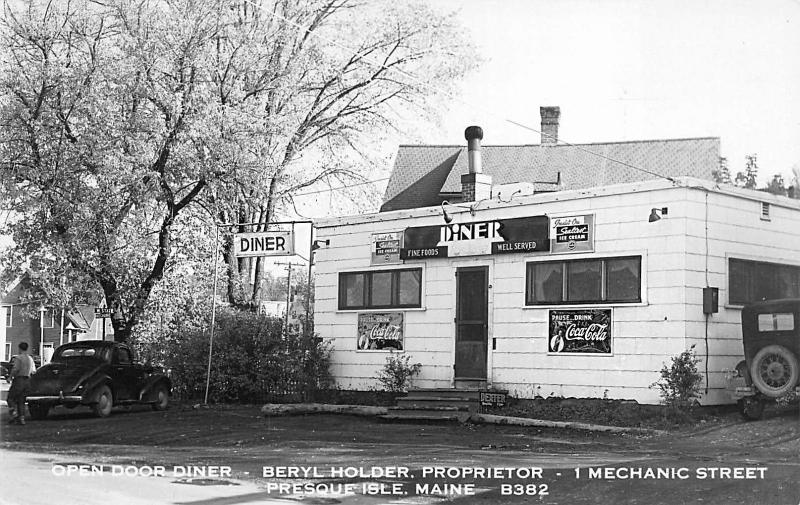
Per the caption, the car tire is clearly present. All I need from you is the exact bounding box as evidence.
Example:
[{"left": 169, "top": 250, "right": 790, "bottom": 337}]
[
  {"left": 92, "top": 385, "right": 113, "bottom": 418},
  {"left": 28, "top": 403, "right": 50, "bottom": 420},
  {"left": 738, "top": 397, "right": 764, "bottom": 421},
  {"left": 151, "top": 384, "right": 169, "bottom": 411},
  {"left": 749, "top": 345, "right": 800, "bottom": 399}
]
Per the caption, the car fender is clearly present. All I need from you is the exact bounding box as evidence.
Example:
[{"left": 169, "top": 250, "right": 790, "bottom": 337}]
[
  {"left": 82, "top": 374, "right": 113, "bottom": 403},
  {"left": 735, "top": 359, "right": 752, "bottom": 386},
  {"left": 139, "top": 375, "right": 171, "bottom": 402}
]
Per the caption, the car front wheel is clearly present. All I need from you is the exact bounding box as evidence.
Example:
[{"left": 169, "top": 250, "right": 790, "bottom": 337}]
[
  {"left": 92, "top": 385, "right": 113, "bottom": 418},
  {"left": 151, "top": 384, "right": 169, "bottom": 411},
  {"left": 750, "top": 345, "right": 800, "bottom": 398}
]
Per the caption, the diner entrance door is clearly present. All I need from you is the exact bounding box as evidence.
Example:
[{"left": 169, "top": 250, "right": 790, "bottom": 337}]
[{"left": 454, "top": 266, "right": 488, "bottom": 382}]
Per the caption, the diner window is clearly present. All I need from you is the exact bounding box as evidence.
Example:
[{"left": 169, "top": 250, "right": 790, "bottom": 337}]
[
  {"left": 526, "top": 256, "right": 641, "bottom": 305},
  {"left": 339, "top": 268, "right": 422, "bottom": 310},
  {"left": 729, "top": 258, "right": 800, "bottom": 305}
]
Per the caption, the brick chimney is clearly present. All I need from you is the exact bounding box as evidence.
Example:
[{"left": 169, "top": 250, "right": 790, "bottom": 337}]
[
  {"left": 540, "top": 106, "right": 560, "bottom": 145},
  {"left": 461, "top": 126, "right": 492, "bottom": 202}
]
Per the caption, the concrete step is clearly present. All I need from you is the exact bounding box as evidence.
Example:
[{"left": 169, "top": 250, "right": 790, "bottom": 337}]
[
  {"left": 379, "top": 411, "right": 471, "bottom": 423},
  {"left": 406, "top": 389, "right": 482, "bottom": 400},
  {"left": 389, "top": 404, "right": 469, "bottom": 412},
  {"left": 399, "top": 395, "right": 476, "bottom": 404}
]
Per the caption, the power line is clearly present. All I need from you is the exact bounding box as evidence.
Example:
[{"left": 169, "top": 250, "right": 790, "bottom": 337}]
[
  {"left": 289, "top": 177, "right": 391, "bottom": 197},
  {"left": 248, "top": 0, "right": 678, "bottom": 184}
]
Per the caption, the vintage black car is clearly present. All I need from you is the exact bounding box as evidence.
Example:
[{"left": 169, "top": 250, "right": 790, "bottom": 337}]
[
  {"left": 730, "top": 298, "right": 800, "bottom": 419},
  {"left": 26, "top": 341, "right": 171, "bottom": 419}
]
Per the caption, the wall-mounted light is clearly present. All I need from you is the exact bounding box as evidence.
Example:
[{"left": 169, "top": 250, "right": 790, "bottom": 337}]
[
  {"left": 648, "top": 207, "right": 668, "bottom": 222},
  {"left": 441, "top": 201, "right": 453, "bottom": 224},
  {"left": 311, "top": 239, "right": 330, "bottom": 252}
]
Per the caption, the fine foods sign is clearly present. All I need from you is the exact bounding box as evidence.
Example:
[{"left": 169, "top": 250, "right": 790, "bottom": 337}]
[
  {"left": 357, "top": 312, "right": 404, "bottom": 351},
  {"left": 548, "top": 309, "right": 612, "bottom": 354},
  {"left": 550, "top": 214, "right": 594, "bottom": 254},
  {"left": 401, "top": 216, "right": 549, "bottom": 259}
]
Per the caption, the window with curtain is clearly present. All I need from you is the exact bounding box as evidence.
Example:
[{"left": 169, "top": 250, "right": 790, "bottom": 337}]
[{"left": 339, "top": 268, "right": 422, "bottom": 310}]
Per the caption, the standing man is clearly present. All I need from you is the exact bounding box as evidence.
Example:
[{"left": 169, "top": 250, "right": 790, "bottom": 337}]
[{"left": 7, "top": 342, "right": 36, "bottom": 425}]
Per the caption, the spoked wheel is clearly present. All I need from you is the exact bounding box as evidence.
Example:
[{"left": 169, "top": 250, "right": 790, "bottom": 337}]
[
  {"left": 750, "top": 345, "right": 799, "bottom": 398},
  {"left": 92, "top": 385, "right": 113, "bottom": 418}
]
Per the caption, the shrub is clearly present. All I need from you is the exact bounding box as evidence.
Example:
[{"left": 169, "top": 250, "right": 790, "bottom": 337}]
[
  {"left": 375, "top": 352, "right": 422, "bottom": 392},
  {"left": 651, "top": 344, "right": 704, "bottom": 410},
  {"left": 136, "top": 307, "right": 332, "bottom": 403}
]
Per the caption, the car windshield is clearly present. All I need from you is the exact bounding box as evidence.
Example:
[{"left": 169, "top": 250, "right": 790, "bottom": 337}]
[{"left": 55, "top": 347, "right": 100, "bottom": 359}]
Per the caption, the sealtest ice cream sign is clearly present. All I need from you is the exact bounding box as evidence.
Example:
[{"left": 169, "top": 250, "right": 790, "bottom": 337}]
[{"left": 550, "top": 214, "right": 594, "bottom": 254}]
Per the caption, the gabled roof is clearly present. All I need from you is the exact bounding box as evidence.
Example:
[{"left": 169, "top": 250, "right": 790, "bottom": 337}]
[{"left": 381, "top": 137, "right": 720, "bottom": 212}]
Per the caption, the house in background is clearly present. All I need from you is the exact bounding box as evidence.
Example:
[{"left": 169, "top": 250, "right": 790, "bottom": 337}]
[
  {"left": 312, "top": 106, "right": 800, "bottom": 405},
  {"left": 1, "top": 276, "right": 111, "bottom": 362}
]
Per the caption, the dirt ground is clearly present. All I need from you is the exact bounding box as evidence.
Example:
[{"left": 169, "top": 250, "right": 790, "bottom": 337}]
[{"left": 1, "top": 400, "right": 798, "bottom": 504}]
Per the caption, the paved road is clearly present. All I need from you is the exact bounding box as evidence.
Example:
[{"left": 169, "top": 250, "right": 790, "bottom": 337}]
[{"left": 1, "top": 403, "right": 798, "bottom": 505}]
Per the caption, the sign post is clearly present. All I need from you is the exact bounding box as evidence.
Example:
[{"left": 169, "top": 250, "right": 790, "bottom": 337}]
[
  {"left": 204, "top": 220, "right": 312, "bottom": 405},
  {"left": 94, "top": 307, "right": 113, "bottom": 341}
]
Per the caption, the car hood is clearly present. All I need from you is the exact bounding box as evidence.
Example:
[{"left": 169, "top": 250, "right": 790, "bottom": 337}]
[{"left": 30, "top": 360, "right": 103, "bottom": 396}]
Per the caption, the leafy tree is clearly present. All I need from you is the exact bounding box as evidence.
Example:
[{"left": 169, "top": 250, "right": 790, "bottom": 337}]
[
  {"left": 712, "top": 156, "right": 731, "bottom": 184},
  {"left": 734, "top": 154, "right": 759, "bottom": 189},
  {"left": 0, "top": 0, "right": 477, "bottom": 340}
]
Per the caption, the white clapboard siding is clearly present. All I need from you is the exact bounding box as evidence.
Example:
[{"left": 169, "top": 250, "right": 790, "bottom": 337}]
[{"left": 313, "top": 178, "right": 800, "bottom": 405}]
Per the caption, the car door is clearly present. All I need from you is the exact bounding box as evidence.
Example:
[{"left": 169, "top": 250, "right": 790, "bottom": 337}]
[{"left": 110, "top": 347, "right": 139, "bottom": 401}]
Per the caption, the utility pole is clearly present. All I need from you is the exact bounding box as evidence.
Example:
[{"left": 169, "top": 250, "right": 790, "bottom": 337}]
[{"left": 274, "top": 261, "right": 301, "bottom": 336}]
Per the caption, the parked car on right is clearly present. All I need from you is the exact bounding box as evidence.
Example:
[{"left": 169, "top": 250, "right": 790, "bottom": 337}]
[{"left": 730, "top": 298, "right": 800, "bottom": 419}]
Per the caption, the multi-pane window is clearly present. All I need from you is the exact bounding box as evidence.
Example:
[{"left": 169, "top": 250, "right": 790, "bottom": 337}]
[
  {"left": 729, "top": 258, "right": 800, "bottom": 305},
  {"left": 41, "top": 308, "right": 55, "bottom": 328},
  {"left": 339, "top": 268, "right": 422, "bottom": 310},
  {"left": 2, "top": 306, "right": 11, "bottom": 327},
  {"left": 526, "top": 256, "right": 641, "bottom": 305}
]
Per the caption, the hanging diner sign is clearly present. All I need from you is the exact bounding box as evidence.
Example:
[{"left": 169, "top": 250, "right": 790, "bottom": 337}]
[
  {"left": 357, "top": 312, "right": 404, "bottom": 351},
  {"left": 548, "top": 309, "right": 612, "bottom": 354},
  {"left": 371, "top": 232, "right": 403, "bottom": 265},
  {"left": 550, "top": 214, "right": 595, "bottom": 254},
  {"left": 401, "top": 215, "right": 549, "bottom": 259},
  {"left": 234, "top": 231, "right": 294, "bottom": 257}
]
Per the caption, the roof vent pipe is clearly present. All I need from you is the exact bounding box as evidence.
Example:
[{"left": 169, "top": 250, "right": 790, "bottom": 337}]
[
  {"left": 465, "top": 125, "right": 483, "bottom": 174},
  {"left": 461, "top": 126, "right": 491, "bottom": 203}
]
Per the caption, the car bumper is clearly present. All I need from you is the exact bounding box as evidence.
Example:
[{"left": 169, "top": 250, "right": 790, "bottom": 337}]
[{"left": 27, "top": 395, "right": 83, "bottom": 402}]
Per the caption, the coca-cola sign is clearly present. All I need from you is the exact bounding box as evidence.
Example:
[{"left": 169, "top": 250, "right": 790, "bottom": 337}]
[
  {"left": 357, "top": 312, "right": 404, "bottom": 351},
  {"left": 548, "top": 309, "right": 612, "bottom": 354}
]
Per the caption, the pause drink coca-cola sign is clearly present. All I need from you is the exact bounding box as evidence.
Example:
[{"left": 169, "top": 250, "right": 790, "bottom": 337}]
[{"left": 548, "top": 309, "right": 612, "bottom": 354}]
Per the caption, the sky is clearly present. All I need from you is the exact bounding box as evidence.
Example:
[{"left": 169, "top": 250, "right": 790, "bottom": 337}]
[
  {"left": 4, "top": 0, "right": 800, "bottom": 263},
  {"left": 416, "top": 0, "right": 800, "bottom": 182}
]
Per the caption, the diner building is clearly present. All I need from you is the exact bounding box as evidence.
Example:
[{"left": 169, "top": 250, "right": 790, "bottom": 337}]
[{"left": 312, "top": 108, "right": 800, "bottom": 404}]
